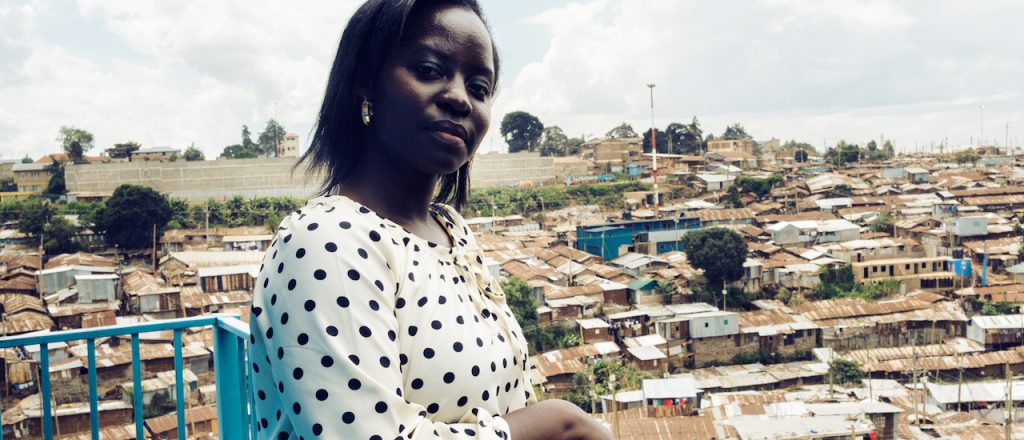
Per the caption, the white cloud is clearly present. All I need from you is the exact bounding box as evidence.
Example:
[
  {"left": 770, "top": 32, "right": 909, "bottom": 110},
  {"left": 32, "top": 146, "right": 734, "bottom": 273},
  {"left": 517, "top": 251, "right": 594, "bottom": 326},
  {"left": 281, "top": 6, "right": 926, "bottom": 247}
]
[
  {"left": 3, "top": 0, "right": 1023, "bottom": 161},
  {"left": 484, "top": 0, "right": 1024, "bottom": 153},
  {"left": 1, "top": 0, "right": 361, "bottom": 160}
]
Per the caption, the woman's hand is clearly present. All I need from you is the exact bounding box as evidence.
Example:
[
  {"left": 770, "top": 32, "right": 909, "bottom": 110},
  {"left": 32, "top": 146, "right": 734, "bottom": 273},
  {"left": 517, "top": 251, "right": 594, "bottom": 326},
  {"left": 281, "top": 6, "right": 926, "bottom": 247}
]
[{"left": 504, "top": 399, "right": 615, "bottom": 440}]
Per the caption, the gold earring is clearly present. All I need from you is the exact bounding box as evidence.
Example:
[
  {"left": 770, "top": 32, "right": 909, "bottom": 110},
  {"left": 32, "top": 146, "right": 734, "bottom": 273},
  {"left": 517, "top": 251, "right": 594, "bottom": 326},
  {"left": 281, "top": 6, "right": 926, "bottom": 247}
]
[{"left": 361, "top": 98, "right": 373, "bottom": 126}]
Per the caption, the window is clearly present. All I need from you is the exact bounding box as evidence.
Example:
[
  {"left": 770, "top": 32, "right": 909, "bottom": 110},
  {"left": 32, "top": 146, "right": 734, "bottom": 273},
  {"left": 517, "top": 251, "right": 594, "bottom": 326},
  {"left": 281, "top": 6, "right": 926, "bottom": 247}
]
[
  {"left": 704, "top": 322, "right": 709, "bottom": 328},
  {"left": 723, "top": 319, "right": 729, "bottom": 325}
]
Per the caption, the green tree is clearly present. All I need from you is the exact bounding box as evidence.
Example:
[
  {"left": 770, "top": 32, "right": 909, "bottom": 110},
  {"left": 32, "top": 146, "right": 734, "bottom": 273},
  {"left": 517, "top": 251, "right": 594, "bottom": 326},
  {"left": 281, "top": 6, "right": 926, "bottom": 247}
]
[
  {"left": 221, "top": 144, "right": 259, "bottom": 159},
  {"left": 642, "top": 128, "right": 668, "bottom": 154},
  {"left": 18, "top": 202, "right": 52, "bottom": 237},
  {"left": 981, "top": 302, "right": 1015, "bottom": 315},
  {"left": 57, "top": 126, "right": 95, "bottom": 164},
  {"left": 723, "top": 186, "right": 742, "bottom": 208},
  {"left": 814, "top": 265, "right": 856, "bottom": 299},
  {"left": 166, "top": 198, "right": 193, "bottom": 229},
  {"left": 57, "top": 201, "right": 104, "bottom": 231},
  {"left": 605, "top": 122, "right": 638, "bottom": 139},
  {"left": 665, "top": 117, "right": 704, "bottom": 155},
  {"left": 829, "top": 359, "right": 864, "bottom": 385},
  {"left": 721, "top": 123, "right": 751, "bottom": 140},
  {"left": 183, "top": 143, "right": 205, "bottom": 161},
  {"left": 883, "top": 140, "right": 895, "bottom": 156},
  {"left": 44, "top": 160, "right": 66, "bottom": 196},
  {"left": 563, "top": 360, "right": 652, "bottom": 413},
  {"left": 566, "top": 137, "right": 585, "bottom": 156},
  {"left": 539, "top": 126, "right": 569, "bottom": 157},
  {"left": 43, "top": 216, "right": 82, "bottom": 255},
  {"left": 794, "top": 149, "right": 809, "bottom": 162},
  {"left": 105, "top": 141, "right": 141, "bottom": 159},
  {"left": 94, "top": 185, "right": 172, "bottom": 249},
  {"left": 866, "top": 140, "right": 878, "bottom": 152},
  {"left": 665, "top": 122, "right": 687, "bottom": 154},
  {"left": 500, "top": 111, "right": 544, "bottom": 153},
  {"left": 734, "top": 175, "right": 783, "bottom": 198},
  {"left": 825, "top": 141, "right": 862, "bottom": 166},
  {"left": 681, "top": 228, "right": 748, "bottom": 294},
  {"left": 784, "top": 139, "right": 818, "bottom": 156},
  {"left": 953, "top": 148, "right": 980, "bottom": 166},
  {"left": 869, "top": 212, "right": 894, "bottom": 235},
  {"left": 257, "top": 119, "right": 287, "bottom": 157},
  {"left": 242, "top": 125, "right": 256, "bottom": 150},
  {"left": 20, "top": 155, "right": 33, "bottom": 164}
]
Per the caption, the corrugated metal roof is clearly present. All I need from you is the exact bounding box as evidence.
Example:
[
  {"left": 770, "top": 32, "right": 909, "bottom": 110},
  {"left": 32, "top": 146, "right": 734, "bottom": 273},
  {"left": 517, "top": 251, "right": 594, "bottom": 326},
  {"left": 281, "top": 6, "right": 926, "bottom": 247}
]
[
  {"left": 841, "top": 338, "right": 984, "bottom": 366},
  {"left": 627, "top": 345, "right": 666, "bottom": 361},
  {"left": 794, "top": 297, "right": 932, "bottom": 321},
  {"left": 739, "top": 309, "right": 819, "bottom": 336},
  {"left": 968, "top": 314, "right": 1024, "bottom": 330}
]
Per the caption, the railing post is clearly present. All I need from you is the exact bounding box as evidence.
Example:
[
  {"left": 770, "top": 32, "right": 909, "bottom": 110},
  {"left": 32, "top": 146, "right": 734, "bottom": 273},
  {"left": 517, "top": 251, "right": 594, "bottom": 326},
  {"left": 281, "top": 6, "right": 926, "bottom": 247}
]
[
  {"left": 214, "top": 323, "right": 244, "bottom": 440},
  {"left": 87, "top": 338, "right": 99, "bottom": 440},
  {"left": 174, "top": 329, "right": 186, "bottom": 440},
  {"left": 131, "top": 334, "right": 144, "bottom": 440},
  {"left": 40, "top": 343, "right": 52, "bottom": 440}
]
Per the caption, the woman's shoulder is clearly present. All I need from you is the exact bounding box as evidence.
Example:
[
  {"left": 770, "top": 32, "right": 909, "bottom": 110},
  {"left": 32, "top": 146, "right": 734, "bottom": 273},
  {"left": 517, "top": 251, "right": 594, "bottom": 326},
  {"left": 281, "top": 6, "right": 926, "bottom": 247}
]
[{"left": 269, "top": 195, "right": 409, "bottom": 263}]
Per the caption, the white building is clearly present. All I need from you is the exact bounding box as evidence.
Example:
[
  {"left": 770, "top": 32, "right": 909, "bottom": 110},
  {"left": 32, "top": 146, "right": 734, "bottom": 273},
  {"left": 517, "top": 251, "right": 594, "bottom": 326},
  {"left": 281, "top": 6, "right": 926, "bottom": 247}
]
[
  {"left": 767, "top": 219, "right": 861, "bottom": 246},
  {"left": 694, "top": 173, "right": 735, "bottom": 191},
  {"left": 946, "top": 216, "right": 987, "bottom": 237}
]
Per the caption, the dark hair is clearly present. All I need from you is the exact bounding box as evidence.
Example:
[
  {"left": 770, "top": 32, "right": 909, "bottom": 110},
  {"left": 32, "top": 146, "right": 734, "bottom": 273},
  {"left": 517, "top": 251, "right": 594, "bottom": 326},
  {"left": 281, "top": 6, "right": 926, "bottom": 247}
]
[{"left": 298, "top": 0, "right": 499, "bottom": 210}]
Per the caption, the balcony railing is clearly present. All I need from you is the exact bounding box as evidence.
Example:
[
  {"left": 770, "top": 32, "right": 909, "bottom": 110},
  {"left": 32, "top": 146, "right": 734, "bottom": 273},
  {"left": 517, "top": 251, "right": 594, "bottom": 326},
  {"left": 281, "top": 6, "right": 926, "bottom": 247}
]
[{"left": 0, "top": 314, "right": 253, "bottom": 440}]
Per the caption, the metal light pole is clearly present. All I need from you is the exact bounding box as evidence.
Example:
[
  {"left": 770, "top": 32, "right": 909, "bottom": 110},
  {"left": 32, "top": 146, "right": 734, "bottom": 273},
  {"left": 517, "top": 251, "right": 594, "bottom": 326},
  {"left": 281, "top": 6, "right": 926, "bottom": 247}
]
[{"left": 647, "top": 84, "right": 659, "bottom": 213}]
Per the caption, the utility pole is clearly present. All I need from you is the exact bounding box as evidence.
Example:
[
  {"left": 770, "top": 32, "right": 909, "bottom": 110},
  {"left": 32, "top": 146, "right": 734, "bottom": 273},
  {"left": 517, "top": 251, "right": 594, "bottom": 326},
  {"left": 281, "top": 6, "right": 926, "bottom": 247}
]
[
  {"left": 912, "top": 336, "right": 920, "bottom": 426},
  {"left": 610, "top": 373, "right": 620, "bottom": 439},
  {"left": 647, "top": 84, "right": 659, "bottom": 213},
  {"left": 956, "top": 351, "right": 963, "bottom": 412},
  {"left": 1006, "top": 362, "right": 1013, "bottom": 439}
]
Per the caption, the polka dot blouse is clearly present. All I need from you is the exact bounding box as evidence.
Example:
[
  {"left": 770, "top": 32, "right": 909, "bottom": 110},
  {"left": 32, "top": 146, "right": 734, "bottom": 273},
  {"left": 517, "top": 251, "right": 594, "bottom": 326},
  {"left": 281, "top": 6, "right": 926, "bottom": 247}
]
[{"left": 249, "top": 195, "right": 536, "bottom": 440}]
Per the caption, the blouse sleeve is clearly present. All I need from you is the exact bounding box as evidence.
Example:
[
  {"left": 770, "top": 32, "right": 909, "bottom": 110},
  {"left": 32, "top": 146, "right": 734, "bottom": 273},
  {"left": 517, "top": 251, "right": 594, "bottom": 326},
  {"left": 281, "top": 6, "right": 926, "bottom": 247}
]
[{"left": 249, "top": 205, "right": 513, "bottom": 440}]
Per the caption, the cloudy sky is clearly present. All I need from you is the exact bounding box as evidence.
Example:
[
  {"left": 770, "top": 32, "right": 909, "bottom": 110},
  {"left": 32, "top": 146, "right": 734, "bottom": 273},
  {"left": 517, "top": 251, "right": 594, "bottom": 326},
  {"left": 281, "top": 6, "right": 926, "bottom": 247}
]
[{"left": 2, "top": 0, "right": 1023, "bottom": 161}]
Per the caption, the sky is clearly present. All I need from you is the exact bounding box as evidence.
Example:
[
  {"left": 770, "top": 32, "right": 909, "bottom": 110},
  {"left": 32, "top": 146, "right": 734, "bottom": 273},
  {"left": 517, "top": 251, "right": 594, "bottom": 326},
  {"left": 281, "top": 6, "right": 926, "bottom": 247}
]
[{"left": 2, "top": 0, "right": 1023, "bottom": 162}]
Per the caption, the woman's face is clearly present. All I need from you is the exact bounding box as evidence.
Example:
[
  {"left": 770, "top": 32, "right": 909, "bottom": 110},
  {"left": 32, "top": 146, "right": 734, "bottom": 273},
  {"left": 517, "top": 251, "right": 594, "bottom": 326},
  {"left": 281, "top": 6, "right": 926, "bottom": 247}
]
[{"left": 368, "top": 4, "right": 495, "bottom": 177}]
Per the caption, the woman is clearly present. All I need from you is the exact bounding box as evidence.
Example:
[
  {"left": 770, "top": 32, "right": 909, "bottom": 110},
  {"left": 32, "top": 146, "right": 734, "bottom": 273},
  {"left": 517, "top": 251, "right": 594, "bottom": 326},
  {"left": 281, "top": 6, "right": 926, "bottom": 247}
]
[{"left": 248, "top": 1, "right": 614, "bottom": 439}]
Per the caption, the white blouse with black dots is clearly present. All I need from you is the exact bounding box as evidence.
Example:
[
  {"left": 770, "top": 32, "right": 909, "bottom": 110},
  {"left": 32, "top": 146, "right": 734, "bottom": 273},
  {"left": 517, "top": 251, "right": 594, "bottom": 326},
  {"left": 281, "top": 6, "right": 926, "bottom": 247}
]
[{"left": 249, "top": 195, "right": 536, "bottom": 440}]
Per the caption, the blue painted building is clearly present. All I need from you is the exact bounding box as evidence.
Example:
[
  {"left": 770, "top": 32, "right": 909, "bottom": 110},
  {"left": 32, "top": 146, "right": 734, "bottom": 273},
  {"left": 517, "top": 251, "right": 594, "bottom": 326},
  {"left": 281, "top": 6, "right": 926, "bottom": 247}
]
[{"left": 576, "top": 216, "right": 701, "bottom": 261}]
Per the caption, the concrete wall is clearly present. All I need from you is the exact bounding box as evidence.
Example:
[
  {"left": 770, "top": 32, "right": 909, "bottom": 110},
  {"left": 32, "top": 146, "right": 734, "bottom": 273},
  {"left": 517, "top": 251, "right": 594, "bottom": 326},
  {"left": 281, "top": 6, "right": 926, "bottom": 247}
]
[
  {"left": 66, "top": 157, "right": 323, "bottom": 201},
  {"left": 66, "top": 153, "right": 556, "bottom": 199},
  {"left": 470, "top": 152, "right": 555, "bottom": 188}
]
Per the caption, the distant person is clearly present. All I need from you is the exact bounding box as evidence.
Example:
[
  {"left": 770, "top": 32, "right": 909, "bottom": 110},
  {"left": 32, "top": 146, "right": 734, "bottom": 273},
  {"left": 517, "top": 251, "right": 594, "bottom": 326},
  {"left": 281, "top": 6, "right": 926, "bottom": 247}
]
[{"left": 248, "top": 1, "right": 613, "bottom": 439}]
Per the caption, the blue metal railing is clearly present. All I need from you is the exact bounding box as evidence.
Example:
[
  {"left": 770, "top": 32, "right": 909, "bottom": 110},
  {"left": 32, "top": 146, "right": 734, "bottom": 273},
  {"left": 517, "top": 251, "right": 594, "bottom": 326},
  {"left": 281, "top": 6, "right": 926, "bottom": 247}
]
[{"left": 0, "top": 314, "right": 253, "bottom": 440}]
